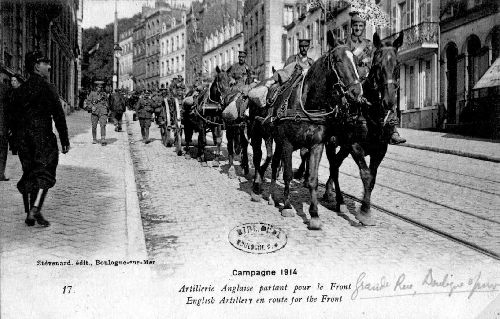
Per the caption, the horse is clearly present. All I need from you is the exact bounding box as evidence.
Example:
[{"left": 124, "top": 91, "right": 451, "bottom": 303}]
[
  {"left": 249, "top": 31, "right": 364, "bottom": 230},
  {"left": 182, "top": 67, "right": 229, "bottom": 166},
  {"left": 321, "top": 32, "right": 404, "bottom": 226},
  {"left": 219, "top": 69, "right": 257, "bottom": 178}
]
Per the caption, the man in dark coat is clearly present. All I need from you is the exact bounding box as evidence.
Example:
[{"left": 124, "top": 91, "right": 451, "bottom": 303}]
[
  {"left": 0, "top": 80, "right": 10, "bottom": 181},
  {"left": 135, "top": 90, "right": 154, "bottom": 143},
  {"left": 9, "top": 51, "right": 70, "bottom": 227},
  {"left": 109, "top": 89, "right": 126, "bottom": 132}
]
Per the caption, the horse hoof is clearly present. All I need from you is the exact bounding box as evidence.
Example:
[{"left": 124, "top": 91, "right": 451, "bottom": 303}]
[
  {"left": 339, "top": 204, "right": 349, "bottom": 215},
  {"left": 212, "top": 160, "right": 220, "bottom": 167},
  {"left": 281, "top": 208, "right": 295, "bottom": 217},
  {"left": 322, "top": 192, "right": 335, "bottom": 202},
  {"left": 166, "top": 142, "right": 172, "bottom": 147},
  {"left": 267, "top": 196, "right": 275, "bottom": 206},
  {"left": 177, "top": 151, "right": 183, "bottom": 156},
  {"left": 228, "top": 166, "right": 236, "bottom": 179},
  {"left": 308, "top": 218, "right": 322, "bottom": 230},
  {"left": 355, "top": 211, "right": 376, "bottom": 226},
  {"left": 250, "top": 191, "right": 262, "bottom": 202}
]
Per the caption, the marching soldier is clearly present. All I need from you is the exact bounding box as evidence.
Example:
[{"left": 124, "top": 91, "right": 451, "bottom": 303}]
[
  {"left": 135, "top": 90, "right": 154, "bottom": 144},
  {"left": 151, "top": 89, "right": 165, "bottom": 125},
  {"left": 85, "top": 81, "right": 109, "bottom": 145},
  {"left": 346, "top": 11, "right": 405, "bottom": 144},
  {"left": 170, "top": 75, "right": 186, "bottom": 100}
]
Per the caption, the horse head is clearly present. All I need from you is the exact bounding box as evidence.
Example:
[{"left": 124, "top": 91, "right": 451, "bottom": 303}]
[
  {"left": 323, "top": 30, "right": 364, "bottom": 103},
  {"left": 210, "top": 66, "right": 231, "bottom": 103},
  {"left": 368, "top": 31, "right": 403, "bottom": 113}
]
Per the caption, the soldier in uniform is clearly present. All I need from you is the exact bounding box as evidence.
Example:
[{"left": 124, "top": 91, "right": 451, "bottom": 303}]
[
  {"left": 151, "top": 88, "right": 166, "bottom": 125},
  {"left": 109, "top": 88, "right": 126, "bottom": 132},
  {"left": 227, "top": 51, "right": 252, "bottom": 89},
  {"left": 170, "top": 75, "right": 186, "bottom": 100},
  {"left": 346, "top": 11, "right": 405, "bottom": 144},
  {"left": 8, "top": 51, "right": 70, "bottom": 227},
  {"left": 85, "top": 81, "right": 109, "bottom": 145},
  {"left": 285, "top": 39, "right": 315, "bottom": 69},
  {"left": 135, "top": 90, "right": 154, "bottom": 143}
]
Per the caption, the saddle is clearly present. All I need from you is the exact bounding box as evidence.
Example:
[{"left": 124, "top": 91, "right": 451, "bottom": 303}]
[{"left": 266, "top": 64, "right": 303, "bottom": 110}]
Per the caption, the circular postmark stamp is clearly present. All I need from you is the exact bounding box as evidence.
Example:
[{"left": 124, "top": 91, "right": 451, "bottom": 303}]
[{"left": 228, "top": 223, "right": 287, "bottom": 254}]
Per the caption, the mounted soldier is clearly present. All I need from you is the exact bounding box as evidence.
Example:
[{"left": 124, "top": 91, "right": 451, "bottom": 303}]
[
  {"left": 346, "top": 11, "right": 405, "bottom": 144},
  {"left": 227, "top": 51, "right": 253, "bottom": 91}
]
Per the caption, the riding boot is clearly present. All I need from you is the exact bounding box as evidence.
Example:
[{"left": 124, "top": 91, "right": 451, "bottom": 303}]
[
  {"left": 23, "top": 192, "right": 35, "bottom": 226},
  {"left": 141, "top": 127, "right": 146, "bottom": 142},
  {"left": 92, "top": 128, "right": 98, "bottom": 144},
  {"left": 28, "top": 189, "right": 50, "bottom": 227},
  {"left": 145, "top": 127, "right": 151, "bottom": 144},
  {"left": 101, "top": 125, "right": 107, "bottom": 146},
  {"left": 389, "top": 125, "right": 406, "bottom": 145}
]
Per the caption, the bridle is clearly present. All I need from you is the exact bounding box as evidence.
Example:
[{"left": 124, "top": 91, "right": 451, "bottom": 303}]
[
  {"left": 368, "top": 47, "right": 400, "bottom": 100},
  {"left": 327, "top": 45, "right": 362, "bottom": 99}
]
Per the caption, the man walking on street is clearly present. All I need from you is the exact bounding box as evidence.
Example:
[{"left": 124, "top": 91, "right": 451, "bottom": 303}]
[
  {"left": 136, "top": 90, "right": 154, "bottom": 144},
  {"left": 85, "top": 81, "right": 109, "bottom": 145},
  {"left": 0, "top": 77, "right": 10, "bottom": 181},
  {"left": 8, "top": 51, "right": 70, "bottom": 227},
  {"left": 109, "top": 88, "right": 126, "bottom": 132}
]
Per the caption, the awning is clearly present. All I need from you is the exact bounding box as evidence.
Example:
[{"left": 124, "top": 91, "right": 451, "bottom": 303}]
[{"left": 474, "top": 57, "right": 500, "bottom": 89}]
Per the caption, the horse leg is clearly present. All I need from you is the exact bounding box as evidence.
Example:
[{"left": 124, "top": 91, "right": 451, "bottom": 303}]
[
  {"left": 260, "top": 136, "right": 273, "bottom": 176},
  {"left": 350, "top": 144, "right": 376, "bottom": 226},
  {"left": 368, "top": 146, "right": 387, "bottom": 192},
  {"left": 250, "top": 135, "right": 263, "bottom": 202},
  {"left": 240, "top": 126, "right": 249, "bottom": 176},
  {"left": 184, "top": 122, "right": 193, "bottom": 159},
  {"left": 226, "top": 127, "right": 236, "bottom": 178},
  {"left": 307, "top": 143, "right": 324, "bottom": 230},
  {"left": 198, "top": 124, "right": 208, "bottom": 167},
  {"left": 212, "top": 125, "right": 222, "bottom": 167},
  {"left": 268, "top": 142, "right": 283, "bottom": 207},
  {"left": 281, "top": 141, "right": 296, "bottom": 217}
]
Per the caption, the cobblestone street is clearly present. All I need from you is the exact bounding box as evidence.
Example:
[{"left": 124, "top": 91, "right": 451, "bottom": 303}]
[
  {"left": 127, "top": 113, "right": 500, "bottom": 319},
  {"left": 1, "top": 110, "right": 499, "bottom": 319}
]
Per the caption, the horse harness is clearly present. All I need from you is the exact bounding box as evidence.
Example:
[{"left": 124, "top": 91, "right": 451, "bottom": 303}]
[{"left": 260, "top": 45, "right": 361, "bottom": 125}]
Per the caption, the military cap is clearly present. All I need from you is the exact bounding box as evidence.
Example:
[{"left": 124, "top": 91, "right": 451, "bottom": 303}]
[
  {"left": 94, "top": 80, "right": 105, "bottom": 86},
  {"left": 25, "top": 51, "right": 51, "bottom": 72},
  {"left": 238, "top": 50, "right": 247, "bottom": 57},
  {"left": 349, "top": 11, "right": 366, "bottom": 24},
  {"left": 298, "top": 39, "right": 311, "bottom": 47}
]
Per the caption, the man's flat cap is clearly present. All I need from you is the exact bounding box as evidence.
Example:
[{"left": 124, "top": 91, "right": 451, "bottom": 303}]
[{"left": 238, "top": 50, "right": 247, "bottom": 57}]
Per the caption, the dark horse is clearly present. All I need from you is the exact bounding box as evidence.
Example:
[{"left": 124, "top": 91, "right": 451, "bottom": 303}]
[
  {"left": 219, "top": 71, "right": 256, "bottom": 178},
  {"left": 249, "top": 31, "right": 363, "bottom": 230},
  {"left": 322, "top": 32, "right": 404, "bottom": 227},
  {"left": 182, "top": 66, "right": 229, "bottom": 166}
]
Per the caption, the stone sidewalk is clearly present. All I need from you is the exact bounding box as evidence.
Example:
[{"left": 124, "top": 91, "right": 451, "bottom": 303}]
[
  {"left": 398, "top": 128, "right": 500, "bottom": 162},
  {"left": 0, "top": 110, "right": 152, "bottom": 319}
]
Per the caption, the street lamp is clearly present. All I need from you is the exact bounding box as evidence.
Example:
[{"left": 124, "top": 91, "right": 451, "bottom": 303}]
[{"left": 113, "top": 43, "right": 122, "bottom": 90}]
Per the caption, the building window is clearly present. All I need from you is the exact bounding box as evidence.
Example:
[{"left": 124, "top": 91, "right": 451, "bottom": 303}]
[
  {"left": 284, "top": 5, "right": 294, "bottom": 26},
  {"left": 424, "top": 60, "right": 432, "bottom": 106},
  {"left": 408, "top": 65, "right": 416, "bottom": 109}
]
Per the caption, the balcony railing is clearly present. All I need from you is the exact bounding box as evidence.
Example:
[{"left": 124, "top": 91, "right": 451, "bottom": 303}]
[{"left": 383, "top": 22, "right": 439, "bottom": 54}]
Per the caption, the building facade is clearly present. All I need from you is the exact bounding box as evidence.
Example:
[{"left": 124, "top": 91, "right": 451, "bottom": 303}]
[
  {"left": 203, "top": 19, "right": 243, "bottom": 77},
  {"left": 160, "top": 10, "right": 187, "bottom": 88},
  {"left": 133, "top": 18, "right": 146, "bottom": 90},
  {"left": 0, "top": 0, "right": 81, "bottom": 113},
  {"left": 118, "top": 28, "right": 134, "bottom": 91},
  {"left": 439, "top": 0, "right": 500, "bottom": 137},
  {"left": 244, "top": 0, "right": 299, "bottom": 80}
]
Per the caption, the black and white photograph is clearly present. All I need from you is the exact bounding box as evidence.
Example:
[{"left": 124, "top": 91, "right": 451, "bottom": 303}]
[{"left": 0, "top": 0, "right": 499, "bottom": 318}]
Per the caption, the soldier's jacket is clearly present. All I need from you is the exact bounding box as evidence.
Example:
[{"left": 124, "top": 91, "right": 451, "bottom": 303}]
[
  {"left": 345, "top": 35, "right": 374, "bottom": 80},
  {"left": 227, "top": 62, "right": 252, "bottom": 86},
  {"left": 109, "top": 92, "right": 126, "bottom": 113},
  {"left": 284, "top": 54, "right": 315, "bottom": 69},
  {"left": 85, "top": 91, "right": 109, "bottom": 116},
  {"left": 169, "top": 81, "right": 186, "bottom": 99},
  {"left": 151, "top": 93, "right": 165, "bottom": 112},
  {"left": 135, "top": 96, "right": 154, "bottom": 119}
]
